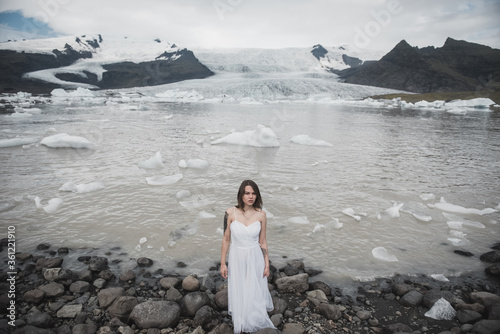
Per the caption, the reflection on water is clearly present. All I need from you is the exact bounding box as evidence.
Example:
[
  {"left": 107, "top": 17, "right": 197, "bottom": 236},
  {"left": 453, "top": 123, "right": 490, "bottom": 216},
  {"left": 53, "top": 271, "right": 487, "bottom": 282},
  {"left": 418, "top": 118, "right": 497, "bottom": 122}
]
[{"left": 1, "top": 102, "right": 499, "bottom": 283}]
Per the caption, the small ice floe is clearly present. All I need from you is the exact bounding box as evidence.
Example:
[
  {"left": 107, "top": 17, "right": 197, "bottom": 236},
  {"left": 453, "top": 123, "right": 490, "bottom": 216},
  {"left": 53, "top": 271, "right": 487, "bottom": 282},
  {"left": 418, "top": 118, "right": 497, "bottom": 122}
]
[
  {"left": 5, "top": 111, "right": 33, "bottom": 119},
  {"left": 420, "top": 193, "right": 436, "bottom": 201},
  {"left": 430, "top": 274, "right": 449, "bottom": 282},
  {"left": 139, "top": 237, "right": 147, "bottom": 244},
  {"left": 385, "top": 202, "right": 404, "bottom": 218},
  {"left": 447, "top": 229, "right": 470, "bottom": 246},
  {"left": 330, "top": 218, "right": 343, "bottom": 229},
  {"left": 262, "top": 207, "right": 273, "bottom": 218},
  {"left": 287, "top": 216, "right": 310, "bottom": 225},
  {"left": 424, "top": 298, "right": 456, "bottom": 320},
  {"left": 199, "top": 210, "right": 216, "bottom": 219},
  {"left": 164, "top": 115, "right": 174, "bottom": 120},
  {"left": 211, "top": 124, "right": 279, "bottom": 147},
  {"left": 138, "top": 151, "right": 166, "bottom": 169},
  {"left": 435, "top": 197, "right": 497, "bottom": 215},
  {"left": 443, "top": 212, "right": 486, "bottom": 229},
  {"left": 146, "top": 173, "right": 183, "bottom": 186},
  {"left": 290, "top": 134, "right": 333, "bottom": 147},
  {"left": 0, "top": 137, "right": 38, "bottom": 148},
  {"left": 179, "top": 197, "right": 214, "bottom": 209},
  {"left": 179, "top": 159, "right": 209, "bottom": 169},
  {"left": 444, "top": 98, "right": 495, "bottom": 110},
  {"left": 445, "top": 108, "right": 467, "bottom": 115},
  {"left": 412, "top": 212, "right": 432, "bottom": 222},
  {"left": 372, "top": 247, "right": 398, "bottom": 262},
  {"left": 342, "top": 208, "right": 362, "bottom": 221},
  {"left": 40, "top": 133, "right": 94, "bottom": 149},
  {"left": 216, "top": 228, "right": 224, "bottom": 236},
  {"left": 176, "top": 189, "right": 191, "bottom": 199},
  {"left": 59, "top": 181, "right": 105, "bottom": 193},
  {"left": 312, "top": 223, "right": 325, "bottom": 233},
  {"left": 34, "top": 196, "right": 63, "bottom": 213}
]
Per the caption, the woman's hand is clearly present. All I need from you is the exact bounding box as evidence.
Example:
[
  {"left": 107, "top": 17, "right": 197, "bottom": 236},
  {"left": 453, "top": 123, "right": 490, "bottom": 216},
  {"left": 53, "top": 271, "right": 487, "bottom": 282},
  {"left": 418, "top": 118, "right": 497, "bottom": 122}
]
[
  {"left": 220, "top": 263, "right": 228, "bottom": 279},
  {"left": 263, "top": 265, "right": 270, "bottom": 278}
]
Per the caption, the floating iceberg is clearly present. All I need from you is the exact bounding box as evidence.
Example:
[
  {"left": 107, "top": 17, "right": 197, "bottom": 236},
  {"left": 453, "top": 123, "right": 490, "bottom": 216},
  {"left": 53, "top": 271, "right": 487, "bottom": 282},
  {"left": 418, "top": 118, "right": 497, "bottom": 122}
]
[
  {"left": 179, "top": 159, "right": 209, "bottom": 169},
  {"left": 40, "top": 133, "right": 94, "bottom": 149},
  {"left": 435, "top": 197, "right": 497, "bottom": 215},
  {"left": 0, "top": 137, "right": 38, "bottom": 148},
  {"left": 34, "top": 196, "right": 63, "bottom": 213},
  {"left": 290, "top": 134, "right": 333, "bottom": 147},
  {"left": 372, "top": 247, "right": 398, "bottom": 262},
  {"left": 146, "top": 173, "right": 183, "bottom": 186},
  {"left": 51, "top": 87, "right": 95, "bottom": 98},
  {"left": 445, "top": 98, "right": 494, "bottom": 109},
  {"left": 211, "top": 124, "right": 279, "bottom": 147},
  {"left": 59, "top": 181, "right": 105, "bottom": 193},
  {"left": 342, "top": 208, "right": 361, "bottom": 221},
  {"left": 138, "top": 151, "right": 166, "bottom": 169},
  {"left": 385, "top": 202, "right": 404, "bottom": 218}
]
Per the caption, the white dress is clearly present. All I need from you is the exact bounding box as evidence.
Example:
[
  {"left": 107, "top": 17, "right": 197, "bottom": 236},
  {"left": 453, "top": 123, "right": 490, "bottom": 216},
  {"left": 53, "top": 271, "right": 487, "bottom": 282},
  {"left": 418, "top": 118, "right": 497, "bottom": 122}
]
[{"left": 228, "top": 209, "right": 275, "bottom": 333}]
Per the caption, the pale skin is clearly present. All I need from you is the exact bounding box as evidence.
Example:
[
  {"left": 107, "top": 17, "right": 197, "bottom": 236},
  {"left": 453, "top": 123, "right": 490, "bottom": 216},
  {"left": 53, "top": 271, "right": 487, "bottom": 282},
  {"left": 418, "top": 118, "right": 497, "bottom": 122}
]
[{"left": 220, "top": 185, "right": 270, "bottom": 279}]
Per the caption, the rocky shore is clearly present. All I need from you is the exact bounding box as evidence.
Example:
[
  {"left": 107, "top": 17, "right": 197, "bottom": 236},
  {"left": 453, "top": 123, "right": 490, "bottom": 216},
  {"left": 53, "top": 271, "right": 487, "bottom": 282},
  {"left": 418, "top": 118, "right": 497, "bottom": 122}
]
[{"left": 1, "top": 241, "right": 500, "bottom": 334}]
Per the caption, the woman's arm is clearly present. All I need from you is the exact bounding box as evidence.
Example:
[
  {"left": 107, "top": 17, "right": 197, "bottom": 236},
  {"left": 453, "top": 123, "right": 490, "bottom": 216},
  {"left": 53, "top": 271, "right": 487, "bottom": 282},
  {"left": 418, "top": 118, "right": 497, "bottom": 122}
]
[
  {"left": 259, "top": 211, "right": 270, "bottom": 278},
  {"left": 220, "top": 209, "right": 232, "bottom": 279}
]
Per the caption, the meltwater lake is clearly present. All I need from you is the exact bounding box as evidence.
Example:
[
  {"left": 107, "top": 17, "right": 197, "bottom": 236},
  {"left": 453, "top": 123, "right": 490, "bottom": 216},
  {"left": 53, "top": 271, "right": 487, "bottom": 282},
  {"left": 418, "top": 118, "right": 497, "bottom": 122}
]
[{"left": 1, "top": 99, "right": 499, "bottom": 284}]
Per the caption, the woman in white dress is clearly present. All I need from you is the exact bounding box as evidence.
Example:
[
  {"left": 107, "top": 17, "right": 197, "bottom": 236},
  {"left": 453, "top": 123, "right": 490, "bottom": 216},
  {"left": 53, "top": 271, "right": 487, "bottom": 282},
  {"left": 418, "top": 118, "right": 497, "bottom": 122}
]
[{"left": 220, "top": 180, "right": 275, "bottom": 333}]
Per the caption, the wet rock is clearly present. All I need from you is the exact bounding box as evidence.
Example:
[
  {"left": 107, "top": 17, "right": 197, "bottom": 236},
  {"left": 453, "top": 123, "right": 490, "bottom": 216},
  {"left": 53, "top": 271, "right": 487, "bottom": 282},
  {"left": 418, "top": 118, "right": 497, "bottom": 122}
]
[
  {"left": 454, "top": 250, "right": 474, "bottom": 257},
  {"left": 37, "top": 243, "right": 51, "bottom": 250},
  {"left": 72, "top": 322, "right": 97, "bottom": 334},
  {"left": 98, "top": 269, "right": 115, "bottom": 281},
  {"left": 200, "top": 275, "right": 216, "bottom": 293},
  {"left": 282, "top": 265, "right": 300, "bottom": 276},
  {"left": 306, "top": 289, "right": 328, "bottom": 306},
  {"left": 23, "top": 289, "right": 46, "bottom": 304},
  {"left": 43, "top": 268, "right": 62, "bottom": 282},
  {"left": 57, "top": 247, "right": 69, "bottom": 254},
  {"left": 137, "top": 257, "right": 153, "bottom": 267},
  {"left": 269, "top": 296, "right": 287, "bottom": 315},
  {"left": 485, "top": 263, "right": 500, "bottom": 277},
  {"left": 275, "top": 273, "right": 309, "bottom": 294},
  {"left": 357, "top": 310, "right": 372, "bottom": 320},
  {"left": 400, "top": 290, "right": 423, "bottom": 307},
  {"left": 391, "top": 283, "right": 411, "bottom": 296},
  {"left": 93, "top": 278, "right": 107, "bottom": 289},
  {"left": 382, "top": 323, "right": 413, "bottom": 334},
  {"left": 36, "top": 257, "right": 63, "bottom": 271},
  {"left": 304, "top": 267, "right": 323, "bottom": 276},
  {"left": 97, "top": 287, "right": 125, "bottom": 308},
  {"left": 214, "top": 289, "right": 228, "bottom": 309},
  {"left": 287, "top": 259, "right": 305, "bottom": 271},
  {"left": 89, "top": 257, "right": 109, "bottom": 272},
  {"left": 471, "top": 292, "right": 500, "bottom": 309},
  {"left": 108, "top": 296, "right": 138, "bottom": 322},
  {"left": 159, "top": 276, "right": 181, "bottom": 289},
  {"left": 470, "top": 319, "right": 500, "bottom": 334},
  {"left": 318, "top": 304, "right": 342, "bottom": 321},
  {"left": 457, "top": 309, "right": 483, "bottom": 324},
  {"left": 309, "top": 281, "right": 331, "bottom": 296},
  {"left": 180, "top": 291, "right": 210, "bottom": 317},
  {"left": 119, "top": 270, "right": 136, "bottom": 282},
  {"left": 193, "top": 305, "right": 215, "bottom": 328},
  {"left": 182, "top": 274, "right": 201, "bottom": 292},
  {"left": 57, "top": 304, "right": 82, "bottom": 318},
  {"left": 208, "top": 322, "right": 233, "bottom": 334},
  {"left": 26, "top": 310, "right": 52, "bottom": 328},
  {"left": 129, "top": 300, "right": 181, "bottom": 329},
  {"left": 480, "top": 251, "right": 500, "bottom": 263},
  {"left": 270, "top": 313, "right": 283, "bottom": 327},
  {"left": 39, "top": 282, "right": 65, "bottom": 298},
  {"left": 16, "top": 252, "right": 32, "bottom": 262},
  {"left": 166, "top": 287, "right": 183, "bottom": 302},
  {"left": 282, "top": 322, "right": 305, "bottom": 334},
  {"left": 457, "top": 302, "right": 485, "bottom": 313},
  {"left": 69, "top": 281, "right": 90, "bottom": 294}
]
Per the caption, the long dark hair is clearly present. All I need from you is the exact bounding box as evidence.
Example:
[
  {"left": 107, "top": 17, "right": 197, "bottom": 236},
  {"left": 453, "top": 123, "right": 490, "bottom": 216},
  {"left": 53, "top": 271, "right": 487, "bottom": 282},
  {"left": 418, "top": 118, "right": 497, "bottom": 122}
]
[{"left": 236, "top": 180, "right": 263, "bottom": 211}]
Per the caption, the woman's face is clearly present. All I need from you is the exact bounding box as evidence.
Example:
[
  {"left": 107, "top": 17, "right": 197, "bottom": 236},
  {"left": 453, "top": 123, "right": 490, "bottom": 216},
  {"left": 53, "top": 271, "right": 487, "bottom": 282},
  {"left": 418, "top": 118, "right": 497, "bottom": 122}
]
[{"left": 242, "top": 185, "right": 256, "bottom": 207}]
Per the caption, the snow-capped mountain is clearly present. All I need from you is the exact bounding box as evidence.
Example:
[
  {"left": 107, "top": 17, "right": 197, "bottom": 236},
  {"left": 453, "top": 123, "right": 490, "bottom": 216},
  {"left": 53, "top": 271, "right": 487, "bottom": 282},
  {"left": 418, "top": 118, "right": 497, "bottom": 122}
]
[{"left": 0, "top": 34, "right": 213, "bottom": 93}]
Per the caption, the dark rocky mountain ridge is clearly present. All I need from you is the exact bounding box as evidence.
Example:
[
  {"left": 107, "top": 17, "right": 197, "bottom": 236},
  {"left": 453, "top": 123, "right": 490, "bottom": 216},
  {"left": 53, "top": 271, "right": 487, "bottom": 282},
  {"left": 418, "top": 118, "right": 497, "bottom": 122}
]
[
  {"left": 0, "top": 35, "right": 214, "bottom": 94},
  {"left": 338, "top": 38, "right": 500, "bottom": 94}
]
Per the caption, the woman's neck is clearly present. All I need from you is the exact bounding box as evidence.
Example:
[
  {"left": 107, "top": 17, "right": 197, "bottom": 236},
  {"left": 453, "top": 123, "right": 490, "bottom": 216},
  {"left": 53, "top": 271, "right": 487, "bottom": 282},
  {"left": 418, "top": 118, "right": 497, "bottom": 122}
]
[{"left": 242, "top": 204, "right": 254, "bottom": 212}]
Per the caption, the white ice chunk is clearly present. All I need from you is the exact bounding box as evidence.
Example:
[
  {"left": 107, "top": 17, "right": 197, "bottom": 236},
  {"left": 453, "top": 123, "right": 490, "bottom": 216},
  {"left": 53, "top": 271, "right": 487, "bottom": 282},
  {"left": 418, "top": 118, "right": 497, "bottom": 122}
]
[
  {"left": 386, "top": 202, "right": 404, "bottom": 218},
  {"left": 435, "top": 197, "right": 497, "bottom": 215},
  {"left": 312, "top": 223, "right": 325, "bottom": 233},
  {"left": 342, "top": 208, "right": 361, "bottom": 221},
  {"left": 425, "top": 298, "right": 456, "bottom": 320},
  {"left": 179, "top": 197, "right": 214, "bottom": 209},
  {"left": 51, "top": 87, "right": 95, "bottom": 98},
  {"left": 290, "top": 134, "right": 333, "bottom": 147},
  {"left": 179, "top": 159, "right": 209, "bottom": 169},
  {"left": 412, "top": 212, "right": 432, "bottom": 222},
  {"left": 445, "top": 98, "right": 494, "bottom": 109},
  {"left": 139, "top": 237, "right": 147, "bottom": 244},
  {"left": 5, "top": 112, "right": 33, "bottom": 118},
  {"left": 35, "top": 196, "right": 63, "bottom": 213},
  {"left": 330, "top": 218, "right": 343, "bottom": 229},
  {"left": 0, "top": 137, "right": 38, "bottom": 148},
  {"left": 138, "top": 151, "right": 166, "bottom": 169},
  {"left": 59, "top": 181, "right": 105, "bottom": 193},
  {"left": 199, "top": 210, "right": 216, "bottom": 219},
  {"left": 176, "top": 189, "right": 191, "bottom": 199},
  {"left": 40, "top": 133, "right": 94, "bottom": 149},
  {"left": 372, "top": 247, "right": 398, "bottom": 262},
  {"left": 211, "top": 124, "right": 279, "bottom": 147},
  {"left": 430, "top": 274, "right": 449, "bottom": 282},
  {"left": 146, "top": 173, "right": 183, "bottom": 186},
  {"left": 287, "top": 216, "right": 310, "bottom": 224},
  {"left": 443, "top": 212, "right": 486, "bottom": 229},
  {"left": 216, "top": 227, "right": 224, "bottom": 235},
  {"left": 420, "top": 193, "right": 436, "bottom": 201}
]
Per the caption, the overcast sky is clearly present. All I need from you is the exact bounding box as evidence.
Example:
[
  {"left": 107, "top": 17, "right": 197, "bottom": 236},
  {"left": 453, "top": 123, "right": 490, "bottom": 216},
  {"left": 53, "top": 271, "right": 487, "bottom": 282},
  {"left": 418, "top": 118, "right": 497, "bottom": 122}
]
[{"left": 0, "top": 0, "right": 499, "bottom": 52}]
